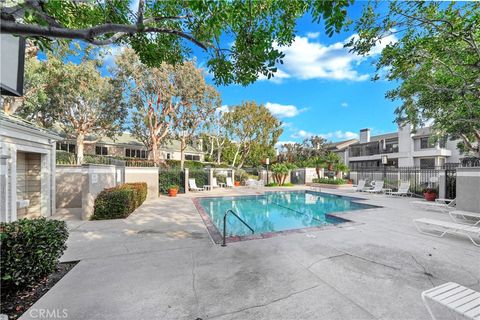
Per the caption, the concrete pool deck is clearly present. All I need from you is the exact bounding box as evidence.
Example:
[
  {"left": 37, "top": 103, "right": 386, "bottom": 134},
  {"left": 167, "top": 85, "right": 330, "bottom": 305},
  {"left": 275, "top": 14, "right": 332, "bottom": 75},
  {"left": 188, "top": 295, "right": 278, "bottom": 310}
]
[{"left": 23, "top": 187, "right": 480, "bottom": 320}]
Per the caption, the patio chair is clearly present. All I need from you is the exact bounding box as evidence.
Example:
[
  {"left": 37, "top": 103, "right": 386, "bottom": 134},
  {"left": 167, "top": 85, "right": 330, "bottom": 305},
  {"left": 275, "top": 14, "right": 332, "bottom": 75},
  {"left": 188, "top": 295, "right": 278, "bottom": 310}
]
[
  {"left": 421, "top": 282, "right": 480, "bottom": 320},
  {"left": 413, "top": 218, "right": 480, "bottom": 246},
  {"left": 411, "top": 198, "right": 456, "bottom": 213},
  {"left": 449, "top": 210, "right": 480, "bottom": 227},
  {"left": 386, "top": 181, "right": 412, "bottom": 197},
  {"left": 211, "top": 177, "right": 221, "bottom": 188},
  {"left": 188, "top": 179, "right": 205, "bottom": 192},
  {"left": 225, "top": 177, "right": 234, "bottom": 188},
  {"left": 365, "top": 180, "right": 385, "bottom": 194},
  {"left": 353, "top": 179, "right": 368, "bottom": 192}
]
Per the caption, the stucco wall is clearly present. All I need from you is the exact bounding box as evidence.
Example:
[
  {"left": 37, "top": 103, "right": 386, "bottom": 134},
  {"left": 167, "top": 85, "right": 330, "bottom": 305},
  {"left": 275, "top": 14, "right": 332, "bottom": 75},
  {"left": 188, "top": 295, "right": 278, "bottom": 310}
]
[
  {"left": 125, "top": 167, "right": 159, "bottom": 200},
  {"left": 456, "top": 167, "right": 480, "bottom": 213}
]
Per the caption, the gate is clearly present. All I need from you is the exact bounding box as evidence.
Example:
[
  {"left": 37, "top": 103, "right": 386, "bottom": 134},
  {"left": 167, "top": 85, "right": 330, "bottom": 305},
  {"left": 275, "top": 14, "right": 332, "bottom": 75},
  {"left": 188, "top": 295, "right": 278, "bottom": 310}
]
[{"left": 445, "top": 168, "right": 456, "bottom": 199}]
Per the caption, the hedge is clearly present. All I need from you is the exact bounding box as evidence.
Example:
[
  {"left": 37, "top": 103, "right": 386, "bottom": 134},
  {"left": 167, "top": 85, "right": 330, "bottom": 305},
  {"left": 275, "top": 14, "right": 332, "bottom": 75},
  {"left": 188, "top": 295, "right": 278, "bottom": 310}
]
[
  {"left": 312, "top": 178, "right": 347, "bottom": 185},
  {"left": 159, "top": 169, "right": 184, "bottom": 194},
  {"left": 92, "top": 183, "right": 147, "bottom": 220},
  {"left": 0, "top": 218, "right": 68, "bottom": 291}
]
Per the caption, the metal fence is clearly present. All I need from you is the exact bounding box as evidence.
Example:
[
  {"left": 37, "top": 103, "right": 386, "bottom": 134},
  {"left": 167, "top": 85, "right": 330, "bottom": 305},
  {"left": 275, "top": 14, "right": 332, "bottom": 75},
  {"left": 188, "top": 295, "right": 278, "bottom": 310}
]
[
  {"left": 56, "top": 151, "right": 156, "bottom": 167},
  {"left": 349, "top": 166, "right": 458, "bottom": 197}
]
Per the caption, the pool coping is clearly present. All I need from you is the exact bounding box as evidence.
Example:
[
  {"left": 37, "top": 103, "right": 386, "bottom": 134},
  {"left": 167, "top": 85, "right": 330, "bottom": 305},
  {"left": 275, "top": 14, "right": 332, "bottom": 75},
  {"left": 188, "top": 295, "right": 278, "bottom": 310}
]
[{"left": 192, "top": 190, "right": 382, "bottom": 245}]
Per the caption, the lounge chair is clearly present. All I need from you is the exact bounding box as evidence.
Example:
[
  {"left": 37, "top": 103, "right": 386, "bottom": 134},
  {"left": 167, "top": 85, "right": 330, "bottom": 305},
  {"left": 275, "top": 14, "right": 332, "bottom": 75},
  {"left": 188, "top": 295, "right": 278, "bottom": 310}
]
[
  {"left": 365, "top": 180, "right": 385, "bottom": 194},
  {"left": 386, "top": 181, "right": 412, "bottom": 197},
  {"left": 353, "top": 179, "right": 368, "bottom": 192},
  {"left": 188, "top": 179, "right": 205, "bottom": 192},
  {"left": 413, "top": 218, "right": 480, "bottom": 246},
  {"left": 449, "top": 210, "right": 480, "bottom": 227},
  {"left": 422, "top": 282, "right": 480, "bottom": 320},
  {"left": 412, "top": 199, "right": 456, "bottom": 212},
  {"left": 225, "top": 177, "right": 234, "bottom": 188},
  {"left": 211, "top": 177, "right": 221, "bottom": 188}
]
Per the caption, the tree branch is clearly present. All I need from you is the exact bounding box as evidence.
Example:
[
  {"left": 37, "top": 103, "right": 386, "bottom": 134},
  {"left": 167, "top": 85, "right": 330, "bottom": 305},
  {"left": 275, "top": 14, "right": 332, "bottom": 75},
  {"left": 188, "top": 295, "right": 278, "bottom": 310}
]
[{"left": 0, "top": 20, "right": 209, "bottom": 49}]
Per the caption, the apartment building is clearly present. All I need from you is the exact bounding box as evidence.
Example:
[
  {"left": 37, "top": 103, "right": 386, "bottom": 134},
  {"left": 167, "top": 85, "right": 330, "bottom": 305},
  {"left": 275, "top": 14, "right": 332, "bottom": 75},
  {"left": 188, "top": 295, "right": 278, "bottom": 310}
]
[
  {"left": 56, "top": 133, "right": 205, "bottom": 162},
  {"left": 330, "top": 125, "right": 463, "bottom": 169}
]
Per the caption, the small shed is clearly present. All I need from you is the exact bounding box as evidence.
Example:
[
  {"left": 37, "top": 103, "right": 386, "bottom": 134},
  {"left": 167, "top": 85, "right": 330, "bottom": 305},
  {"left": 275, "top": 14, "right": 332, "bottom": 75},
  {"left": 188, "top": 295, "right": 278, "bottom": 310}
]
[{"left": 0, "top": 111, "right": 60, "bottom": 222}]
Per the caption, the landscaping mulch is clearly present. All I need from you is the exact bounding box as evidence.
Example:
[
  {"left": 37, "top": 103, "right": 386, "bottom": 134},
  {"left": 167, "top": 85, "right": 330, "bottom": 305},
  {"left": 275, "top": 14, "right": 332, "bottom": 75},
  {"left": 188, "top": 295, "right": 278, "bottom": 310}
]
[{"left": 1, "top": 261, "right": 78, "bottom": 320}]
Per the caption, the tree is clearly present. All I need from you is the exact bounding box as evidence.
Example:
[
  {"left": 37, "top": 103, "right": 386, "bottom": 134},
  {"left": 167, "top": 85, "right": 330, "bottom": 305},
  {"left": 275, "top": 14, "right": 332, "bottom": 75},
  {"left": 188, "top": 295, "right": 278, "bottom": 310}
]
[
  {"left": 277, "top": 135, "right": 327, "bottom": 166},
  {"left": 170, "top": 62, "right": 221, "bottom": 170},
  {"left": 271, "top": 163, "right": 296, "bottom": 186},
  {"left": 114, "top": 48, "right": 177, "bottom": 165},
  {"left": 347, "top": 1, "right": 480, "bottom": 156},
  {"left": 11, "top": 45, "right": 126, "bottom": 164},
  {"left": 203, "top": 110, "right": 230, "bottom": 164},
  {"left": 1, "top": 0, "right": 352, "bottom": 86},
  {"left": 224, "top": 102, "right": 283, "bottom": 168}
]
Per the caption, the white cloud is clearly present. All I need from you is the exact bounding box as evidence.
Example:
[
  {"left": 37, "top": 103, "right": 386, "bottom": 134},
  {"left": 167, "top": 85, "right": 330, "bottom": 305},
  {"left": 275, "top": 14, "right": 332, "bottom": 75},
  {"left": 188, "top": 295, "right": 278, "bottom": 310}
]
[
  {"left": 257, "top": 68, "right": 291, "bottom": 83},
  {"left": 101, "top": 45, "right": 123, "bottom": 68},
  {"left": 291, "top": 129, "right": 315, "bottom": 139},
  {"left": 306, "top": 32, "right": 320, "bottom": 39},
  {"left": 265, "top": 102, "right": 307, "bottom": 118},
  {"left": 275, "top": 141, "right": 297, "bottom": 148},
  {"left": 341, "top": 102, "right": 348, "bottom": 107},
  {"left": 320, "top": 130, "right": 359, "bottom": 140},
  {"left": 270, "top": 33, "right": 397, "bottom": 82},
  {"left": 218, "top": 105, "right": 230, "bottom": 113}
]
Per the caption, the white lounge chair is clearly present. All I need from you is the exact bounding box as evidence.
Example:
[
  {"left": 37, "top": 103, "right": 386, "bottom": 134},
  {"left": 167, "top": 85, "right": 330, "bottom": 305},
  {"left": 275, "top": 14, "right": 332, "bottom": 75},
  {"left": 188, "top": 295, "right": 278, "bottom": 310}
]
[
  {"left": 422, "top": 282, "right": 480, "bottom": 320},
  {"left": 386, "top": 181, "right": 412, "bottom": 197},
  {"left": 353, "top": 179, "right": 368, "bottom": 192},
  {"left": 365, "top": 180, "right": 385, "bottom": 194},
  {"left": 225, "top": 177, "right": 234, "bottom": 188},
  {"left": 449, "top": 210, "right": 480, "bottom": 227},
  {"left": 211, "top": 177, "right": 221, "bottom": 188},
  {"left": 188, "top": 179, "right": 205, "bottom": 192},
  {"left": 412, "top": 199, "right": 456, "bottom": 212},
  {"left": 413, "top": 218, "right": 480, "bottom": 246}
]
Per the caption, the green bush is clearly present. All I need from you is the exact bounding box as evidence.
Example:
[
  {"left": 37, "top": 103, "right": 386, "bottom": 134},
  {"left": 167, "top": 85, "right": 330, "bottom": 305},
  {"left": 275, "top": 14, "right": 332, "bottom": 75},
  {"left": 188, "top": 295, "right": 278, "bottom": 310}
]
[
  {"left": 122, "top": 183, "right": 147, "bottom": 208},
  {"left": 159, "top": 169, "right": 185, "bottom": 193},
  {"left": 189, "top": 169, "right": 208, "bottom": 187},
  {"left": 312, "top": 178, "right": 347, "bottom": 185},
  {"left": 92, "top": 182, "right": 148, "bottom": 220},
  {"left": 0, "top": 218, "right": 68, "bottom": 291}
]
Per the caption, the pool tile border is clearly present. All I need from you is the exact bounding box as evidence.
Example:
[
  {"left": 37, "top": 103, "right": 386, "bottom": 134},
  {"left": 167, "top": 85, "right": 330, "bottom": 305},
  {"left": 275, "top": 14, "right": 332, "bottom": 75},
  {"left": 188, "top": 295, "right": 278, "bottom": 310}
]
[{"left": 192, "top": 195, "right": 373, "bottom": 245}]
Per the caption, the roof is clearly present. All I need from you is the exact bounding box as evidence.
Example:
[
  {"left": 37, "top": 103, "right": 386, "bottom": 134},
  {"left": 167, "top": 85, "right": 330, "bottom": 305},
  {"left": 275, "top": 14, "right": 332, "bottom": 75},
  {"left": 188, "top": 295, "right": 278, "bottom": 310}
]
[
  {"left": 74, "top": 132, "right": 203, "bottom": 154},
  {"left": 369, "top": 132, "right": 398, "bottom": 142},
  {"left": 0, "top": 110, "right": 61, "bottom": 140},
  {"left": 326, "top": 139, "right": 359, "bottom": 151}
]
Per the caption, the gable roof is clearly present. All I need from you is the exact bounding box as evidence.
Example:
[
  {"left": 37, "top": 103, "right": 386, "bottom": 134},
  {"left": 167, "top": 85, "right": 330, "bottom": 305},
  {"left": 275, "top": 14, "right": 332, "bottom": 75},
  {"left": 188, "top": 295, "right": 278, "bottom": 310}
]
[{"left": 0, "top": 111, "right": 61, "bottom": 140}]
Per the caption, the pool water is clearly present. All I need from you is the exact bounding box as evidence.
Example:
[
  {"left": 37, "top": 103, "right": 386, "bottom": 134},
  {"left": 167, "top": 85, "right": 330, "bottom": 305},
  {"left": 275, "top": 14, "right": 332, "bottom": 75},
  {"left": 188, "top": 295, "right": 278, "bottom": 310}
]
[{"left": 198, "top": 191, "right": 377, "bottom": 237}]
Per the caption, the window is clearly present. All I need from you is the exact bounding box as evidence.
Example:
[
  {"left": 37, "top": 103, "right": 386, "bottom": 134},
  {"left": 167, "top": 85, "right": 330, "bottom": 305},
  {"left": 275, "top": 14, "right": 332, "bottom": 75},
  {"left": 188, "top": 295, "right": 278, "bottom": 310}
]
[
  {"left": 95, "top": 146, "right": 108, "bottom": 156},
  {"left": 420, "top": 137, "right": 435, "bottom": 149},
  {"left": 420, "top": 158, "right": 435, "bottom": 169},
  {"left": 185, "top": 154, "right": 200, "bottom": 161},
  {"left": 56, "top": 142, "right": 76, "bottom": 153},
  {"left": 125, "top": 148, "right": 147, "bottom": 159},
  {"left": 166, "top": 153, "right": 171, "bottom": 160}
]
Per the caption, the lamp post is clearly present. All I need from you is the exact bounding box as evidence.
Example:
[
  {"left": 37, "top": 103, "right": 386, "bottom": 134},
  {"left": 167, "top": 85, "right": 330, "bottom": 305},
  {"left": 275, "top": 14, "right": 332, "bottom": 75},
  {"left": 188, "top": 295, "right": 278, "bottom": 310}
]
[{"left": 265, "top": 158, "right": 270, "bottom": 185}]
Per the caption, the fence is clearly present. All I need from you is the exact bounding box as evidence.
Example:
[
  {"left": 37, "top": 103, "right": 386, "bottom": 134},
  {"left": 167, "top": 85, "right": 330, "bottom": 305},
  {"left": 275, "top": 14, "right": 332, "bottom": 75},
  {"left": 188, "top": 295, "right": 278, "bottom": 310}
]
[
  {"left": 56, "top": 151, "right": 156, "bottom": 167},
  {"left": 349, "top": 166, "right": 457, "bottom": 197}
]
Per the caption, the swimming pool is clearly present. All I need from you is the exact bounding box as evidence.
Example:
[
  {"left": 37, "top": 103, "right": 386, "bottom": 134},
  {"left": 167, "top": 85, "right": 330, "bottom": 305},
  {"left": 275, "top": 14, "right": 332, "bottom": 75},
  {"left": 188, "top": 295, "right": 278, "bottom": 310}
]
[{"left": 194, "top": 191, "right": 378, "bottom": 243}]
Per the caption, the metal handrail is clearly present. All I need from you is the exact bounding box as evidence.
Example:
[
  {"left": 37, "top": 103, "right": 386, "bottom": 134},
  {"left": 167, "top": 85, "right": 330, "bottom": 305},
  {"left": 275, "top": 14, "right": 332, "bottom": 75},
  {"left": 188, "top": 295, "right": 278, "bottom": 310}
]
[{"left": 222, "top": 209, "right": 254, "bottom": 247}]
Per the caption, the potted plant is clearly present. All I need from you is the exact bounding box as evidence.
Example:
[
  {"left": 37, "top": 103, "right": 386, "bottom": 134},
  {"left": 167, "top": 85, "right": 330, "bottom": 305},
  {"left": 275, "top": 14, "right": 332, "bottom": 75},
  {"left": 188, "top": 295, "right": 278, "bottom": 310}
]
[
  {"left": 167, "top": 185, "right": 179, "bottom": 197},
  {"left": 423, "top": 187, "right": 437, "bottom": 201}
]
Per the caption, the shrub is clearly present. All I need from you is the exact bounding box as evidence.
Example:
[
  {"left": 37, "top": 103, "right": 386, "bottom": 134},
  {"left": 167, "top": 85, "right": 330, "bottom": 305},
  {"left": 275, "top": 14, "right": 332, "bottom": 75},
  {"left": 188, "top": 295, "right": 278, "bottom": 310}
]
[
  {"left": 189, "top": 169, "right": 208, "bottom": 187},
  {"left": 0, "top": 218, "right": 68, "bottom": 291},
  {"left": 92, "top": 187, "right": 135, "bottom": 220},
  {"left": 92, "top": 182, "right": 148, "bottom": 220},
  {"left": 265, "top": 182, "right": 279, "bottom": 187},
  {"left": 312, "top": 178, "right": 347, "bottom": 185},
  {"left": 159, "top": 169, "right": 185, "bottom": 193}
]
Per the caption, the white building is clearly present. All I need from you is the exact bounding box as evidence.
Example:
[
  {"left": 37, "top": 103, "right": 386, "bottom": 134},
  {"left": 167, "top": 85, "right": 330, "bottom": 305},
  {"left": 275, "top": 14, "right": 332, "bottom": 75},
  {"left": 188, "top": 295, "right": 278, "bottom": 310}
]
[
  {"left": 333, "top": 125, "right": 463, "bottom": 169},
  {"left": 0, "top": 111, "right": 60, "bottom": 222}
]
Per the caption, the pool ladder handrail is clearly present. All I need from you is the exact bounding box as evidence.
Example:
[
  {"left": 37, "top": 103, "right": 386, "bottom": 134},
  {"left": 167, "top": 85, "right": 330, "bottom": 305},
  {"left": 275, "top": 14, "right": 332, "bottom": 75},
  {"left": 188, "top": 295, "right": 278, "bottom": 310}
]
[{"left": 222, "top": 209, "right": 254, "bottom": 247}]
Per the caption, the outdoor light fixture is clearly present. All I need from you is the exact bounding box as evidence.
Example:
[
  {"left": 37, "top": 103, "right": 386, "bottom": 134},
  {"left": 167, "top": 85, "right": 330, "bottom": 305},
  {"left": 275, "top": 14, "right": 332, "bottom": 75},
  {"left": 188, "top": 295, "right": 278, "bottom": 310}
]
[{"left": 381, "top": 155, "right": 388, "bottom": 165}]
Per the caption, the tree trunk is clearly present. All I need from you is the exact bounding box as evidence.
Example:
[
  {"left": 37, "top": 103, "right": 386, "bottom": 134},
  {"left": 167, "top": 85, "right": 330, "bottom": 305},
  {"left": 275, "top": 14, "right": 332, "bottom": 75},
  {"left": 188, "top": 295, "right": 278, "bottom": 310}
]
[
  {"left": 232, "top": 144, "right": 241, "bottom": 167},
  {"left": 76, "top": 133, "right": 85, "bottom": 165},
  {"left": 180, "top": 138, "right": 186, "bottom": 170},
  {"left": 150, "top": 138, "right": 158, "bottom": 166},
  {"left": 217, "top": 144, "right": 222, "bottom": 164}
]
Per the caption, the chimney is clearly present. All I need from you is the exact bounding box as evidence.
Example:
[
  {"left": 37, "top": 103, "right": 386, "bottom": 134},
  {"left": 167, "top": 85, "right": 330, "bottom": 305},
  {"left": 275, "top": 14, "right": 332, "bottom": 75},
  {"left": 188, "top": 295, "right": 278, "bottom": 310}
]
[{"left": 359, "top": 128, "right": 371, "bottom": 144}]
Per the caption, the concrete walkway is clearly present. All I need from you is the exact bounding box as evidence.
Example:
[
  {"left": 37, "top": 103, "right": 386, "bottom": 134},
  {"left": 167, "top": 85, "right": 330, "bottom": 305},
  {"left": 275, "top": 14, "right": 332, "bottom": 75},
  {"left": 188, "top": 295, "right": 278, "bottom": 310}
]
[{"left": 23, "top": 187, "right": 480, "bottom": 320}]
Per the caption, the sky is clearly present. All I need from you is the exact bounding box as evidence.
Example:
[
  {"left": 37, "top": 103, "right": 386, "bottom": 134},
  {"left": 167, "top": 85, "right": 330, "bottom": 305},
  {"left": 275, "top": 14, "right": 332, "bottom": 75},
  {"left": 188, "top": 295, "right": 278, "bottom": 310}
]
[{"left": 98, "top": 2, "right": 401, "bottom": 146}]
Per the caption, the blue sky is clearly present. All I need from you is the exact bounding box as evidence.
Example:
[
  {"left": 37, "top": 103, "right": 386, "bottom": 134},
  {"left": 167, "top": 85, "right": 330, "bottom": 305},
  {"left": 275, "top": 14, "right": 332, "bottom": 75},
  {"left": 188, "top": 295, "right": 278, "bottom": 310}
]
[{"left": 97, "top": 2, "right": 400, "bottom": 145}]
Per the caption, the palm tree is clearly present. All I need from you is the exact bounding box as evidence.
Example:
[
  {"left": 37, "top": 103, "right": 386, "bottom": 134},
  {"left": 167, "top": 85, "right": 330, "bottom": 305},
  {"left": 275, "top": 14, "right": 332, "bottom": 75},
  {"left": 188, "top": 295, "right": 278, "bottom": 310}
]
[{"left": 324, "top": 152, "right": 342, "bottom": 171}]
